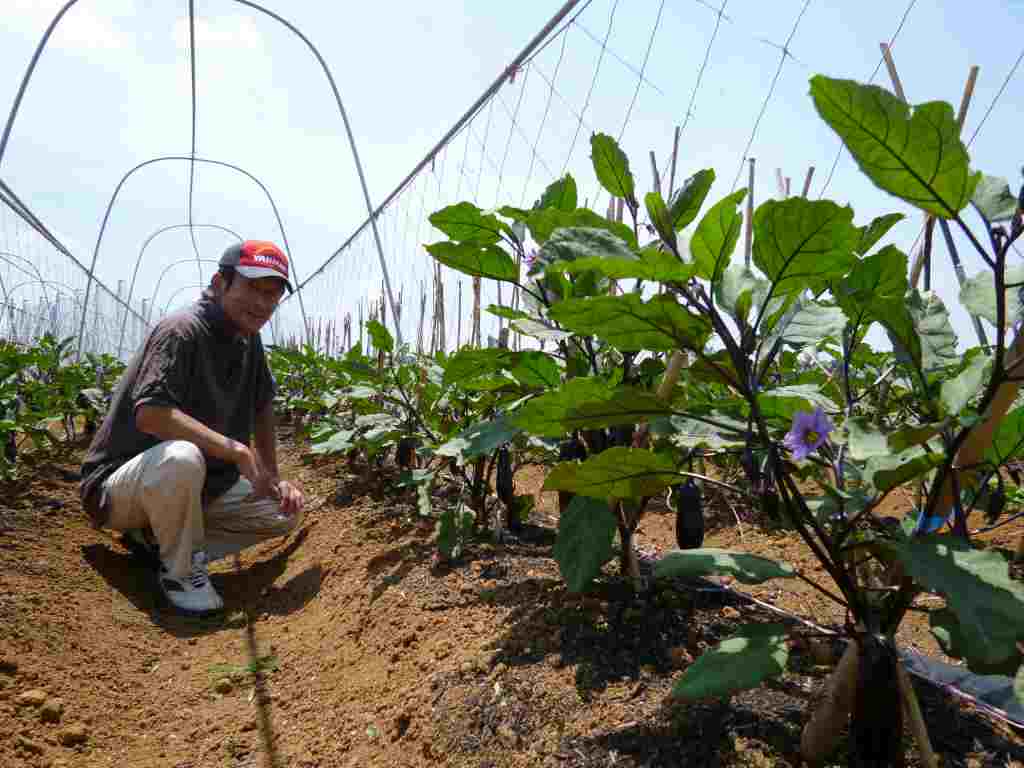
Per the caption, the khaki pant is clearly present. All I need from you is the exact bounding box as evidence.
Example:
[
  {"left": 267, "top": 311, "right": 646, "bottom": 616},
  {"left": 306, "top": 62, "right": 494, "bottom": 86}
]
[{"left": 102, "top": 440, "right": 302, "bottom": 578}]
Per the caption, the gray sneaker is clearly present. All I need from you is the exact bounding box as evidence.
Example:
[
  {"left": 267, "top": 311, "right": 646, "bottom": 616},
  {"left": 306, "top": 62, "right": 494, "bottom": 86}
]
[{"left": 159, "top": 551, "right": 224, "bottom": 616}]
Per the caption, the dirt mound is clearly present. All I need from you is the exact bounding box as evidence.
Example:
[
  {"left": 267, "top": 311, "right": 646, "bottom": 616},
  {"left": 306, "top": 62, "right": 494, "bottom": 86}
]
[{"left": 1, "top": 436, "right": 1021, "bottom": 767}]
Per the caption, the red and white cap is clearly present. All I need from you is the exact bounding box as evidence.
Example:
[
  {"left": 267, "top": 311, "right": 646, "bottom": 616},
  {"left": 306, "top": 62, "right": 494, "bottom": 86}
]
[{"left": 219, "top": 240, "right": 293, "bottom": 292}]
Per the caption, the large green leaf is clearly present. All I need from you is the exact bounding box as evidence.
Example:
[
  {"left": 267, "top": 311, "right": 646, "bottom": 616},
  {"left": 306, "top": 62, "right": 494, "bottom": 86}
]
[
  {"left": 665, "top": 416, "right": 747, "bottom": 449},
  {"left": 543, "top": 447, "right": 678, "bottom": 500},
  {"left": 716, "top": 265, "right": 770, "bottom": 327},
  {"left": 538, "top": 227, "right": 636, "bottom": 267},
  {"left": 972, "top": 174, "right": 1019, "bottom": 223},
  {"left": 486, "top": 304, "right": 531, "bottom": 321},
  {"left": 864, "top": 447, "right": 944, "bottom": 493},
  {"left": 940, "top": 352, "right": 991, "bottom": 416},
  {"left": 553, "top": 496, "right": 617, "bottom": 593},
  {"left": 590, "top": 133, "right": 635, "bottom": 202},
  {"left": 840, "top": 245, "right": 909, "bottom": 305},
  {"left": 365, "top": 320, "right": 394, "bottom": 354},
  {"left": 845, "top": 418, "right": 889, "bottom": 461},
  {"left": 426, "top": 241, "right": 518, "bottom": 281},
  {"left": 690, "top": 189, "right": 747, "bottom": 283},
  {"left": 655, "top": 549, "right": 795, "bottom": 584},
  {"left": 909, "top": 291, "right": 959, "bottom": 373},
  {"left": 929, "top": 609, "right": 1022, "bottom": 676},
  {"left": 780, "top": 302, "right": 848, "bottom": 345},
  {"left": 508, "top": 351, "right": 561, "bottom": 390},
  {"left": 310, "top": 428, "right": 356, "bottom": 455},
  {"left": 856, "top": 213, "right": 905, "bottom": 255},
  {"left": 753, "top": 198, "right": 859, "bottom": 298},
  {"left": 672, "top": 624, "right": 790, "bottom": 700},
  {"left": 509, "top": 318, "right": 574, "bottom": 343},
  {"left": 809, "top": 76, "right": 980, "bottom": 218},
  {"left": 539, "top": 174, "right": 578, "bottom": 212},
  {"left": 960, "top": 265, "right": 1024, "bottom": 330},
  {"left": 879, "top": 300, "right": 922, "bottom": 371},
  {"left": 561, "top": 389, "right": 675, "bottom": 431},
  {"left": 986, "top": 406, "right": 1024, "bottom": 465},
  {"left": 443, "top": 348, "right": 510, "bottom": 387},
  {"left": 893, "top": 530, "right": 1024, "bottom": 667},
  {"left": 548, "top": 293, "right": 712, "bottom": 352},
  {"left": 512, "top": 377, "right": 614, "bottom": 437},
  {"left": 435, "top": 413, "right": 521, "bottom": 463},
  {"left": 428, "top": 202, "right": 504, "bottom": 244},
  {"left": 552, "top": 246, "right": 695, "bottom": 283},
  {"left": 514, "top": 207, "right": 637, "bottom": 248},
  {"left": 757, "top": 385, "right": 837, "bottom": 422},
  {"left": 645, "top": 191, "right": 675, "bottom": 246},
  {"left": 668, "top": 169, "right": 716, "bottom": 231}
]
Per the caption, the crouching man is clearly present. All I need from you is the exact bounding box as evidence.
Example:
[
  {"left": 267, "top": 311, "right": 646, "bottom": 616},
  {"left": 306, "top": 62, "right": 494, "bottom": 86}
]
[{"left": 80, "top": 240, "right": 305, "bottom": 616}]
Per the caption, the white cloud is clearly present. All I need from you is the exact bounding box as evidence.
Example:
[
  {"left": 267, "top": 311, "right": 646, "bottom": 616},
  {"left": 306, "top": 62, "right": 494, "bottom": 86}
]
[{"left": 4, "top": 0, "right": 135, "bottom": 53}]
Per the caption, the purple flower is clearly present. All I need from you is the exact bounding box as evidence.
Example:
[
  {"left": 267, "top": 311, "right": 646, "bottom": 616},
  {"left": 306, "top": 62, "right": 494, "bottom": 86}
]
[{"left": 783, "top": 407, "right": 834, "bottom": 461}]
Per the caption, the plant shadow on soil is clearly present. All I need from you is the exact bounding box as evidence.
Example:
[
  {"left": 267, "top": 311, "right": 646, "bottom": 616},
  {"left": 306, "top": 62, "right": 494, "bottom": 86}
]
[{"left": 80, "top": 525, "right": 321, "bottom": 638}]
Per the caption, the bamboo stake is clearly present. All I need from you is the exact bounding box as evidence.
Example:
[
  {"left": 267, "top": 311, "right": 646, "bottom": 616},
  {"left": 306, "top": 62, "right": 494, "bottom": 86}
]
[
  {"left": 457, "top": 281, "right": 463, "bottom": 350},
  {"left": 785, "top": 177, "right": 792, "bottom": 198},
  {"left": 667, "top": 125, "right": 681, "bottom": 198},
  {"left": 880, "top": 43, "right": 907, "bottom": 101},
  {"left": 649, "top": 150, "right": 662, "bottom": 198},
  {"left": 905, "top": 60, "right": 979, "bottom": 290},
  {"left": 472, "top": 277, "right": 481, "bottom": 347},
  {"left": 775, "top": 168, "right": 787, "bottom": 198},
  {"left": 616, "top": 197, "right": 625, "bottom": 223},
  {"left": 801, "top": 641, "right": 860, "bottom": 763},
  {"left": 801, "top": 166, "right": 816, "bottom": 198},
  {"left": 417, "top": 283, "right": 426, "bottom": 354},
  {"left": 437, "top": 266, "right": 446, "bottom": 353},
  {"left": 744, "top": 159, "right": 755, "bottom": 268},
  {"left": 896, "top": 663, "right": 940, "bottom": 768}
]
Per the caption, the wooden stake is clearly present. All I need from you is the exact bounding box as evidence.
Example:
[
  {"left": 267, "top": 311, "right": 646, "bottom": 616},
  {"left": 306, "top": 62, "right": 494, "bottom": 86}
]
[
  {"left": 801, "top": 641, "right": 860, "bottom": 763},
  {"left": 801, "top": 166, "right": 816, "bottom": 198},
  {"left": 896, "top": 663, "right": 939, "bottom": 768},
  {"left": 744, "top": 158, "right": 755, "bottom": 268},
  {"left": 457, "top": 281, "right": 462, "bottom": 350},
  {"left": 472, "top": 277, "right": 481, "bottom": 347},
  {"left": 785, "top": 177, "right": 792, "bottom": 197},
  {"left": 649, "top": 150, "right": 662, "bottom": 197},
  {"left": 668, "top": 125, "right": 681, "bottom": 198},
  {"left": 956, "top": 65, "right": 980, "bottom": 128},
  {"left": 880, "top": 43, "right": 906, "bottom": 102},
  {"left": 775, "top": 168, "right": 787, "bottom": 198}
]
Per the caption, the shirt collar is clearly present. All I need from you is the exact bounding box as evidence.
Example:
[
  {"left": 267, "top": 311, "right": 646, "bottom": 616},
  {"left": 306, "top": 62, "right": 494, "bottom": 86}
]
[{"left": 197, "top": 289, "right": 249, "bottom": 345}]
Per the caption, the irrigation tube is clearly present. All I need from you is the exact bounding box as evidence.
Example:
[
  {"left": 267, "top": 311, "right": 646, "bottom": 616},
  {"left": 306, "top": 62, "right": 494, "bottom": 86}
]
[
  {"left": 75, "top": 156, "right": 304, "bottom": 360},
  {"left": 115, "top": 223, "right": 242, "bottom": 358}
]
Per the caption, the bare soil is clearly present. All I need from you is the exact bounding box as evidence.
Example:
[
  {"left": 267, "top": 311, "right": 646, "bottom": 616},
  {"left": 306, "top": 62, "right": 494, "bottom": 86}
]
[{"left": 1, "top": 434, "right": 1022, "bottom": 768}]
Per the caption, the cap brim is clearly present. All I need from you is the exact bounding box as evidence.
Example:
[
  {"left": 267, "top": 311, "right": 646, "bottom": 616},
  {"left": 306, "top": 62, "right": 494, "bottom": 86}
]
[{"left": 236, "top": 265, "right": 293, "bottom": 293}]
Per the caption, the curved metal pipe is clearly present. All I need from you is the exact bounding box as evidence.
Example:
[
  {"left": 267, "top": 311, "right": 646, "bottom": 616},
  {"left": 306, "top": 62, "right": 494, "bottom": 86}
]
[
  {"left": 116, "top": 223, "right": 241, "bottom": 357},
  {"left": 0, "top": 251, "right": 50, "bottom": 304},
  {"left": 146, "top": 258, "right": 220, "bottom": 323},
  {"left": 1, "top": 0, "right": 389, "bottom": 351},
  {"left": 162, "top": 283, "right": 204, "bottom": 316},
  {"left": 76, "top": 155, "right": 304, "bottom": 359}
]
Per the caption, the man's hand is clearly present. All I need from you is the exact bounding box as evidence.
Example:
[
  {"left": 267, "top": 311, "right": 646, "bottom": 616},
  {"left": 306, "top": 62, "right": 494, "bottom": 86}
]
[
  {"left": 232, "top": 441, "right": 278, "bottom": 499},
  {"left": 275, "top": 479, "right": 305, "bottom": 517}
]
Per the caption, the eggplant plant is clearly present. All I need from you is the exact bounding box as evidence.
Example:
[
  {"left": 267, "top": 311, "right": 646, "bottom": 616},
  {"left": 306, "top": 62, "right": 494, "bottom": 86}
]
[{"left": 425, "top": 73, "right": 1024, "bottom": 764}]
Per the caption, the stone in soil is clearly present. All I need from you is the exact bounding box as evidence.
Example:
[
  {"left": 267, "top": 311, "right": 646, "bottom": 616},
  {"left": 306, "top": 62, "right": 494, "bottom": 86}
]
[
  {"left": 16, "top": 688, "right": 47, "bottom": 707},
  {"left": 58, "top": 723, "right": 88, "bottom": 746},
  {"left": 40, "top": 697, "right": 64, "bottom": 723}
]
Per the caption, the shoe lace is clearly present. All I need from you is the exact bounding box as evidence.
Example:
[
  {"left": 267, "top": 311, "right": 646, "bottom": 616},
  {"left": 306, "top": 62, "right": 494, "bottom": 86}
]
[{"left": 190, "top": 552, "right": 211, "bottom": 589}]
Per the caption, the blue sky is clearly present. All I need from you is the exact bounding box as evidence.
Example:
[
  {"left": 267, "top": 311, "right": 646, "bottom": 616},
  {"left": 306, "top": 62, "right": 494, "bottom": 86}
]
[{"left": 0, "top": 0, "right": 1022, "bottom": 353}]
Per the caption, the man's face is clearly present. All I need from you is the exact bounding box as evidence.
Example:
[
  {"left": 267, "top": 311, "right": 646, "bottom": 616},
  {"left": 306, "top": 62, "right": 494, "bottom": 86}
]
[{"left": 218, "top": 273, "right": 286, "bottom": 335}]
